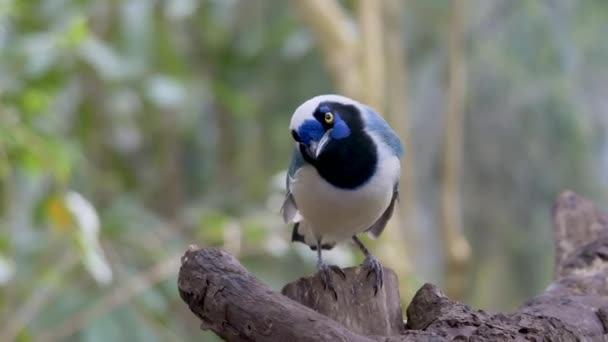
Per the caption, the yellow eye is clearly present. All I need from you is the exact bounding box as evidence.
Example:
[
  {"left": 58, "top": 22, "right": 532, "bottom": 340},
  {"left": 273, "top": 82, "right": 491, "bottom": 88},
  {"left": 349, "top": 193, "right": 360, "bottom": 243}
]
[{"left": 324, "top": 112, "right": 334, "bottom": 124}]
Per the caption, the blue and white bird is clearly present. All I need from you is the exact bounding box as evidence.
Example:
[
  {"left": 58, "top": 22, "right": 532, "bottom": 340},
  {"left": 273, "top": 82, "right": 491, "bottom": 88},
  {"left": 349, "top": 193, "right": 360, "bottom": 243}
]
[{"left": 282, "top": 94, "right": 403, "bottom": 298}]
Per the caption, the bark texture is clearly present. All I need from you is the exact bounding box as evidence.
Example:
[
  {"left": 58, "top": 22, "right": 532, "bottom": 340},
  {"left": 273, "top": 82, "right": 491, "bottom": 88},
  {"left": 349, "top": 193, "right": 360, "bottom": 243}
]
[
  {"left": 281, "top": 266, "right": 404, "bottom": 336},
  {"left": 178, "top": 191, "right": 608, "bottom": 341}
]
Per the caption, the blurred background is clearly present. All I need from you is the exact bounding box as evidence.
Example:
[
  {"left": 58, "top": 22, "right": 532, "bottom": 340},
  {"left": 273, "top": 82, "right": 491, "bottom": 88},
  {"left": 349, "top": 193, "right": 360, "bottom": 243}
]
[{"left": 2, "top": 0, "right": 608, "bottom": 341}]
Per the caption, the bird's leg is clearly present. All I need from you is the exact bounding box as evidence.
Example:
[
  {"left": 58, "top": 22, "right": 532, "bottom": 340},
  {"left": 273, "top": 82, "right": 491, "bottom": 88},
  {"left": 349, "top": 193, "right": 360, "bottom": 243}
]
[
  {"left": 316, "top": 241, "right": 345, "bottom": 300},
  {"left": 352, "top": 235, "right": 384, "bottom": 294}
]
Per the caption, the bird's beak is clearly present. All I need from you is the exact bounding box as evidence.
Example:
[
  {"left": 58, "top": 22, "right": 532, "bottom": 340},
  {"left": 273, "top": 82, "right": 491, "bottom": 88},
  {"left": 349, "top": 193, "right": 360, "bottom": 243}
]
[{"left": 310, "top": 129, "right": 333, "bottom": 159}]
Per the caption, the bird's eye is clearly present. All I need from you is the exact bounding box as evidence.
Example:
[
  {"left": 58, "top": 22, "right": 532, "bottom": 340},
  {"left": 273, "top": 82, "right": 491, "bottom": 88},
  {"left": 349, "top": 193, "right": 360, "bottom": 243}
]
[{"left": 324, "top": 112, "right": 334, "bottom": 124}]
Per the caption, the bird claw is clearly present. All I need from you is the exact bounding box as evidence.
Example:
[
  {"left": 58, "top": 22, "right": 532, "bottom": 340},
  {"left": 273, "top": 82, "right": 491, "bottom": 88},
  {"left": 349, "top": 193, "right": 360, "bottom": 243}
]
[
  {"left": 330, "top": 265, "right": 346, "bottom": 279},
  {"left": 318, "top": 263, "right": 345, "bottom": 300},
  {"left": 362, "top": 255, "right": 384, "bottom": 295}
]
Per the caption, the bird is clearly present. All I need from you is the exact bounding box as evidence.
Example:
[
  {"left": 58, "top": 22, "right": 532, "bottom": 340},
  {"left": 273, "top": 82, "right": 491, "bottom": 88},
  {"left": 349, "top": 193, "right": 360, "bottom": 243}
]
[{"left": 281, "top": 94, "right": 403, "bottom": 298}]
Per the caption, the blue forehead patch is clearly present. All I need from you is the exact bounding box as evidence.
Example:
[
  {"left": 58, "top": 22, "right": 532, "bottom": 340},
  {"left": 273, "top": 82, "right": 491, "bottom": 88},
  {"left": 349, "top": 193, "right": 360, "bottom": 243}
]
[{"left": 297, "top": 119, "right": 324, "bottom": 144}]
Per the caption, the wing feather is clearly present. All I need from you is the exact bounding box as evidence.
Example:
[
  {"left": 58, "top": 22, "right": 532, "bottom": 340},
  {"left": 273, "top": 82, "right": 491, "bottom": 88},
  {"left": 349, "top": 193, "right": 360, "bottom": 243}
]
[
  {"left": 362, "top": 106, "right": 404, "bottom": 158},
  {"left": 366, "top": 183, "right": 399, "bottom": 239},
  {"left": 280, "top": 146, "right": 306, "bottom": 223}
]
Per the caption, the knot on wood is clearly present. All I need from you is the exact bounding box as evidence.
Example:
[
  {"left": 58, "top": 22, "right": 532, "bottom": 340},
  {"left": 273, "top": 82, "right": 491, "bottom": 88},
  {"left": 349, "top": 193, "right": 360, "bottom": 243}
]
[
  {"left": 560, "top": 236, "right": 608, "bottom": 279},
  {"left": 406, "top": 283, "right": 450, "bottom": 330},
  {"left": 553, "top": 190, "right": 608, "bottom": 277}
]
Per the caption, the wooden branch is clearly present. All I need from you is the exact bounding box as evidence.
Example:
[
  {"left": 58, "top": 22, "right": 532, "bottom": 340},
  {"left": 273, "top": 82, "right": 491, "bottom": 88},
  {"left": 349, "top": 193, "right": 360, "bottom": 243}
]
[
  {"left": 281, "top": 266, "right": 404, "bottom": 336},
  {"left": 178, "top": 191, "right": 608, "bottom": 341},
  {"left": 177, "top": 246, "right": 371, "bottom": 342},
  {"left": 552, "top": 190, "right": 608, "bottom": 278}
]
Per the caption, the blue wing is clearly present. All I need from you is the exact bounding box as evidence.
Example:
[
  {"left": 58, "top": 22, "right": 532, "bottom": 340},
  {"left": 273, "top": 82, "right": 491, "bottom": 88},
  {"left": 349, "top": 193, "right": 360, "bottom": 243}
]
[
  {"left": 362, "top": 106, "right": 404, "bottom": 158},
  {"left": 286, "top": 145, "right": 306, "bottom": 192},
  {"left": 281, "top": 145, "right": 307, "bottom": 223}
]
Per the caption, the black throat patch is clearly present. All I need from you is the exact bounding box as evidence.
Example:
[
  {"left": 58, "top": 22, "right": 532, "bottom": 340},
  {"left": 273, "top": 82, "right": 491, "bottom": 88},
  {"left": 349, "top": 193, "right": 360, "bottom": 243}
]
[{"left": 314, "top": 103, "right": 377, "bottom": 189}]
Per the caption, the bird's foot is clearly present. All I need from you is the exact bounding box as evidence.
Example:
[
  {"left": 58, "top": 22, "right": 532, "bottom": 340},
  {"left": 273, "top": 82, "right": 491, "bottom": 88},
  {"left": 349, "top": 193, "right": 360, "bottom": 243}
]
[
  {"left": 361, "top": 255, "right": 384, "bottom": 295},
  {"left": 318, "top": 263, "right": 346, "bottom": 300}
]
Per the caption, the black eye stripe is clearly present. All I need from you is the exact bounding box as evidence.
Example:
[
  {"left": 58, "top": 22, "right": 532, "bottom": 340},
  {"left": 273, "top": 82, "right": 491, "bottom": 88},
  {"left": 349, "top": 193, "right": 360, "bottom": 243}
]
[{"left": 314, "top": 103, "right": 331, "bottom": 123}]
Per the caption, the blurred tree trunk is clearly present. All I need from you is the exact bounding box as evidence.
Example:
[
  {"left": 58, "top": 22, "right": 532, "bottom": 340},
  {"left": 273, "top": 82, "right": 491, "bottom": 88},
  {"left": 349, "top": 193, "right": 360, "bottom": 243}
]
[
  {"left": 294, "top": 0, "right": 418, "bottom": 302},
  {"left": 384, "top": 0, "right": 419, "bottom": 287},
  {"left": 239, "top": 117, "right": 267, "bottom": 200},
  {"left": 357, "top": 0, "right": 385, "bottom": 109},
  {"left": 356, "top": 0, "right": 414, "bottom": 299},
  {"left": 293, "top": 0, "right": 359, "bottom": 97},
  {"left": 214, "top": 102, "right": 239, "bottom": 208},
  {"left": 157, "top": 111, "right": 183, "bottom": 219},
  {"left": 440, "top": 0, "right": 471, "bottom": 300}
]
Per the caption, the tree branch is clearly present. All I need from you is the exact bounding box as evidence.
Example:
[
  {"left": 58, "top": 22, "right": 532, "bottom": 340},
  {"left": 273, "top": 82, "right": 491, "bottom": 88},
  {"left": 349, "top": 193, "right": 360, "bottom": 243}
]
[
  {"left": 177, "top": 246, "right": 372, "bottom": 342},
  {"left": 178, "top": 191, "right": 608, "bottom": 341},
  {"left": 552, "top": 190, "right": 608, "bottom": 278}
]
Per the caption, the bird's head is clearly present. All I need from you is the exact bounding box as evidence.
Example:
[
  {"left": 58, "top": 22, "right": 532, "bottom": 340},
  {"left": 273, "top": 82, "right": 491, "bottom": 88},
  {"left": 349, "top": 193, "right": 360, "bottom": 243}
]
[{"left": 289, "top": 95, "right": 359, "bottom": 160}]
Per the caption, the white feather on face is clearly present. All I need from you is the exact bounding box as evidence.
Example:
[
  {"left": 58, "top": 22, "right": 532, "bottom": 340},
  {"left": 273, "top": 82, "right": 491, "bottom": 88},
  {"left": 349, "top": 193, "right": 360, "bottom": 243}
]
[{"left": 289, "top": 94, "right": 359, "bottom": 132}]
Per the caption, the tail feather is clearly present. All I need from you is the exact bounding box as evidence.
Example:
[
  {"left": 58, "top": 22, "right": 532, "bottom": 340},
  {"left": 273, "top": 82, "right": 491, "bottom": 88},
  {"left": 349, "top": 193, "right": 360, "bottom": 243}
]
[
  {"left": 291, "top": 222, "right": 306, "bottom": 244},
  {"left": 290, "top": 222, "right": 335, "bottom": 250}
]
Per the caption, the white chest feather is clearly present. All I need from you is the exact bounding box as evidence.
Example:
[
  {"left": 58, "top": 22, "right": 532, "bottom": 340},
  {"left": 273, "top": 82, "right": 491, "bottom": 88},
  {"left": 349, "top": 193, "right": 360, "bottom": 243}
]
[{"left": 291, "top": 152, "right": 400, "bottom": 244}]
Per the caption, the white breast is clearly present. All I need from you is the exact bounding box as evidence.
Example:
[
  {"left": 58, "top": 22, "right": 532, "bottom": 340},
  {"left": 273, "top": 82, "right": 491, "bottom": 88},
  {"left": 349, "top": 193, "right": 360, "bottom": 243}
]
[{"left": 291, "top": 143, "right": 400, "bottom": 245}]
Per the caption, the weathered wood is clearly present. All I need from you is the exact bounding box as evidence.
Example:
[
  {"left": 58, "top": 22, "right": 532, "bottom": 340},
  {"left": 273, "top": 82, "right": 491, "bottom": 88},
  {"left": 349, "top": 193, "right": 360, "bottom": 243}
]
[
  {"left": 177, "top": 191, "right": 608, "bottom": 341},
  {"left": 177, "top": 246, "right": 372, "bottom": 342},
  {"left": 552, "top": 190, "right": 608, "bottom": 278},
  {"left": 281, "top": 266, "right": 404, "bottom": 336}
]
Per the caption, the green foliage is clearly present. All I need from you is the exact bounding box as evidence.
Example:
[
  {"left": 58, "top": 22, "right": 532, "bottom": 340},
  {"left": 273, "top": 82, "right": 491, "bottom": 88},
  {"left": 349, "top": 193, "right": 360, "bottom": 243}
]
[{"left": 197, "top": 210, "right": 230, "bottom": 246}]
